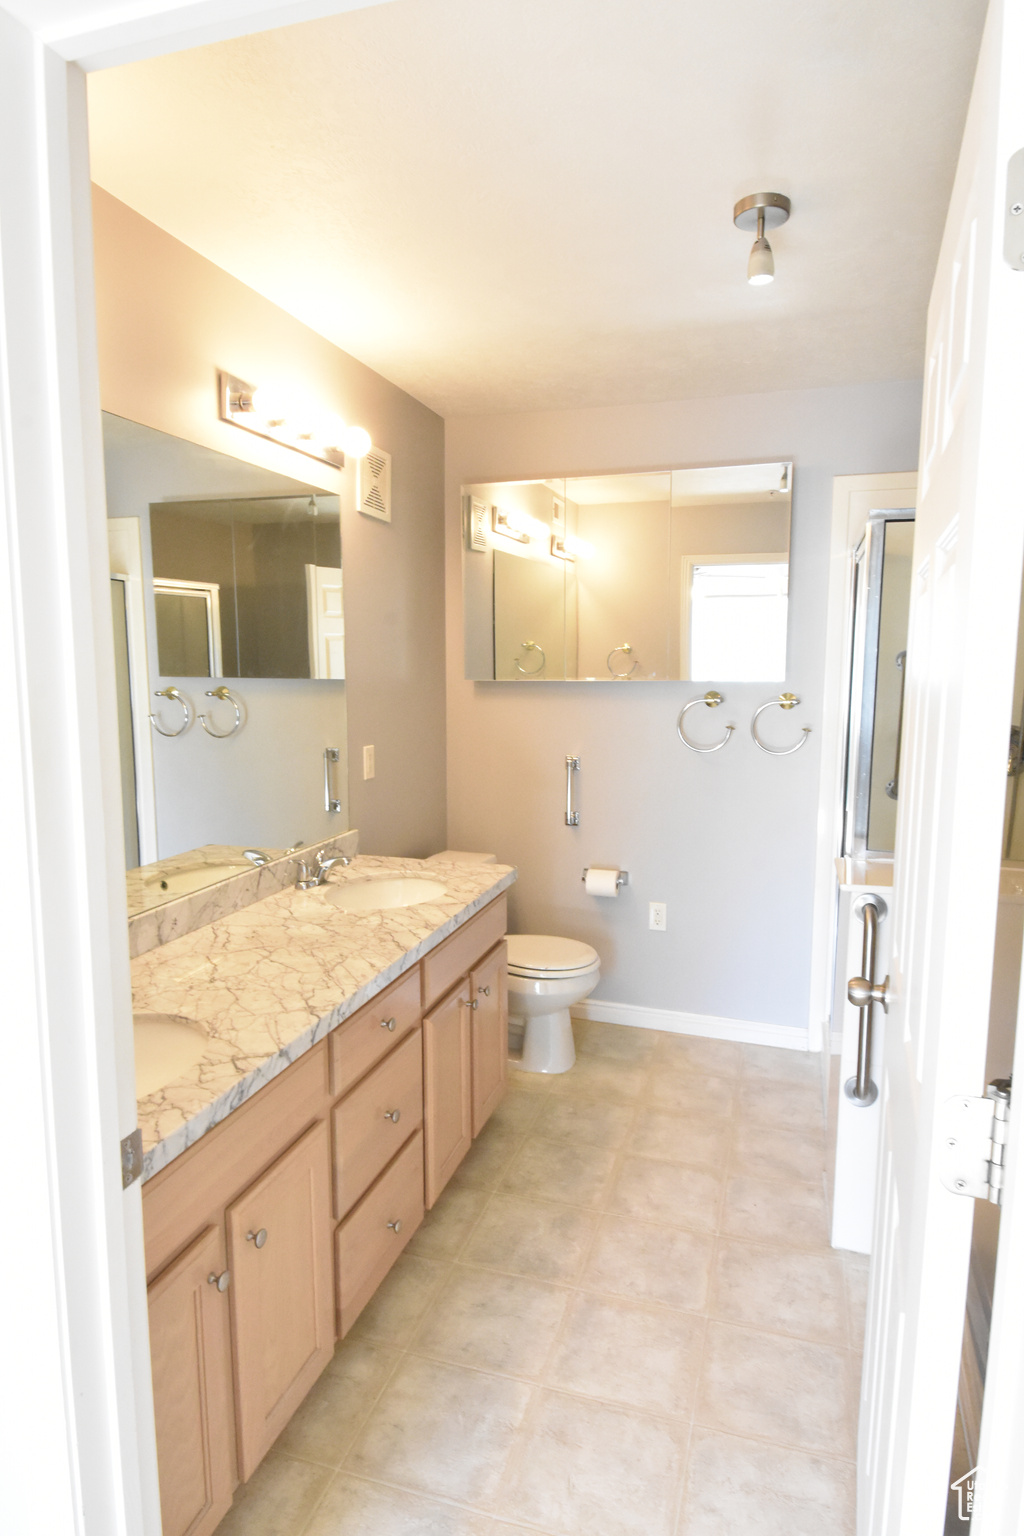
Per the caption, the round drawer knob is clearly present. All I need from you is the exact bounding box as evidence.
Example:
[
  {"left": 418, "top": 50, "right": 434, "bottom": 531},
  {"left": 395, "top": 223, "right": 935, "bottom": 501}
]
[
  {"left": 246, "top": 1228, "right": 268, "bottom": 1249},
  {"left": 381, "top": 1017, "right": 397, "bottom": 1031},
  {"left": 480, "top": 985, "right": 491, "bottom": 997},
  {"left": 207, "top": 1270, "right": 231, "bottom": 1292},
  {"left": 387, "top": 1219, "right": 402, "bottom": 1234},
  {"left": 384, "top": 1108, "right": 401, "bottom": 1123},
  {"left": 470, "top": 998, "right": 479, "bottom": 1010}
]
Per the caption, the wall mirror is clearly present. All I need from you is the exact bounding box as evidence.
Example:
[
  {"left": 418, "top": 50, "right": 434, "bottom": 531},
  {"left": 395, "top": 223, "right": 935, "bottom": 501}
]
[
  {"left": 104, "top": 412, "right": 349, "bottom": 912},
  {"left": 462, "top": 461, "right": 792, "bottom": 681}
]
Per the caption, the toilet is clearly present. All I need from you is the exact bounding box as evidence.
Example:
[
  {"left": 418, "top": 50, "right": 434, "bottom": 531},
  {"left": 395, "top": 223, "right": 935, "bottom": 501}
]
[
  {"left": 506, "top": 934, "right": 601, "bottom": 1074},
  {"left": 426, "top": 850, "right": 601, "bottom": 1074}
]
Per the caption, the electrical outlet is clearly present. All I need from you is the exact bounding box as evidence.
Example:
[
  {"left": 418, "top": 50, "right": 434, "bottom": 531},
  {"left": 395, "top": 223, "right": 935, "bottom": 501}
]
[
  {"left": 649, "top": 902, "right": 667, "bottom": 932},
  {"left": 363, "top": 745, "right": 375, "bottom": 780}
]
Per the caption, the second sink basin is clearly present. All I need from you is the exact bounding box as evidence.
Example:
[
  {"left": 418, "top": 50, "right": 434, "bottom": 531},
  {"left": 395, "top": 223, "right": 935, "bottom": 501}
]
[
  {"left": 321, "top": 877, "right": 447, "bottom": 913},
  {"left": 135, "top": 1013, "right": 208, "bottom": 1098}
]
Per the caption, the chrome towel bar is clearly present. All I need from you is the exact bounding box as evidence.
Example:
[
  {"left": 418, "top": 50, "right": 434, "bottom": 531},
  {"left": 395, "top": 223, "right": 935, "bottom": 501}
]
[
  {"left": 565, "top": 754, "right": 580, "bottom": 825},
  {"left": 845, "top": 895, "right": 890, "bottom": 1107}
]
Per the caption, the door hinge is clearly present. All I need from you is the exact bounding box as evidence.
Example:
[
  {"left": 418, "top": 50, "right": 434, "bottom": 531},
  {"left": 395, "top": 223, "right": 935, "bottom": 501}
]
[
  {"left": 939, "top": 1079, "right": 1011, "bottom": 1205},
  {"left": 120, "top": 1127, "right": 143, "bottom": 1189}
]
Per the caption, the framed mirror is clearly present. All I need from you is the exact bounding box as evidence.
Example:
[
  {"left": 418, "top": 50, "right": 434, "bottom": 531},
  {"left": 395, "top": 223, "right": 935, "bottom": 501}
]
[
  {"left": 104, "top": 412, "right": 350, "bottom": 911},
  {"left": 462, "top": 461, "right": 792, "bottom": 681}
]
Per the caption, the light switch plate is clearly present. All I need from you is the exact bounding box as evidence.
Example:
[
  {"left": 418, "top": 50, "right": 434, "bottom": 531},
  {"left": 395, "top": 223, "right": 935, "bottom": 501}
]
[{"left": 363, "top": 745, "right": 375, "bottom": 780}]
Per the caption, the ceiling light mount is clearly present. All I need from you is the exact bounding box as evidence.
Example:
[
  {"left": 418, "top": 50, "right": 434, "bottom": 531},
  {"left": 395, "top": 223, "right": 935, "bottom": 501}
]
[{"left": 733, "top": 192, "right": 791, "bottom": 287}]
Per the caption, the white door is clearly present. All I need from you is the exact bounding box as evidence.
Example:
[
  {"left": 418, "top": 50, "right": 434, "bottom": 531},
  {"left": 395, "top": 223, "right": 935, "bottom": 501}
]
[
  {"left": 859, "top": 1, "right": 1024, "bottom": 1530},
  {"left": 305, "top": 563, "right": 346, "bottom": 678}
]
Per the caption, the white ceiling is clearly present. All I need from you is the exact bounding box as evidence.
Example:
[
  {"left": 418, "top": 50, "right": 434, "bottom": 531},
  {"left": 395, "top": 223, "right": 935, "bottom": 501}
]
[{"left": 86, "top": 0, "right": 987, "bottom": 418}]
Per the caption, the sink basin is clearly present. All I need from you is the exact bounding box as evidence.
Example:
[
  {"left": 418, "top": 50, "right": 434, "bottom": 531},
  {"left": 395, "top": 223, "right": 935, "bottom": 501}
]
[
  {"left": 142, "top": 860, "right": 250, "bottom": 900},
  {"left": 134, "top": 1013, "right": 208, "bottom": 1098},
  {"left": 321, "top": 877, "right": 447, "bottom": 913}
]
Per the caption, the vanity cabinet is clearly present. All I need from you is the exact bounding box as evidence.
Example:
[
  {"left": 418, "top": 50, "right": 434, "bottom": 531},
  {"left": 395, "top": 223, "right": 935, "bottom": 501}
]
[
  {"left": 147, "top": 1226, "right": 234, "bottom": 1536},
  {"left": 142, "top": 893, "right": 508, "bottom": 1517},
  {"left": 226, "top": 1120, "right": 334, "bottom": 1480}
]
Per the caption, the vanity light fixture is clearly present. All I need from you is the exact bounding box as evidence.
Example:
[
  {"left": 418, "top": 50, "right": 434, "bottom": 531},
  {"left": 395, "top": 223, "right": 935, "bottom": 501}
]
[
  {"left": 551, "top": 533, "right": 595, "bottom": 561},
  {"left": 218, "top": 371, "right": 373, "bottom": 467},
  {"left": 492, "top": 505, "right": 530, "bottom": 543},
  {"left": 551, "top": 534, "right": 575, "bottom": 562},
  {"left": 733, "top": 192, "right": 791, "bottom": 286}
]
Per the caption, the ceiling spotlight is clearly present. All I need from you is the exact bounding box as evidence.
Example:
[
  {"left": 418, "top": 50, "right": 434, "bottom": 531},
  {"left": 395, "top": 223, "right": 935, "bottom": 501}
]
[{"left": 733, "top": 192, "right": 791, "bottom": 286}]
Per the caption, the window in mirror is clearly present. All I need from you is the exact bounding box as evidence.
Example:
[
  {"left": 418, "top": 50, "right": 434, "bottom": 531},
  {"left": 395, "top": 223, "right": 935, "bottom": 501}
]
[{"left": 463, "top": 461, "right": 792, "bottom": 681}]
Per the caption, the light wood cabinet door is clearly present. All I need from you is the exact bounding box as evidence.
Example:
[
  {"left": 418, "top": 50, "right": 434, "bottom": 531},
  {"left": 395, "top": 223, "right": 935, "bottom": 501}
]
[
  {"left": 226, "top": 1120, "right": 334, "bottom": 1480},
  {"left": 148, "top": 1226, "right": 235, "bottom": 1536},
  {"left": 470, "top": 943, "right": 508, "bottom": 1136},
  {"left": 422, "top": 981, "right": 472, "bottom": 1208}
]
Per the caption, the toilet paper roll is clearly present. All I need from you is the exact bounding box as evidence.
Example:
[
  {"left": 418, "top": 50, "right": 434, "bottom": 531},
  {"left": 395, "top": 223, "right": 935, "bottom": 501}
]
[{"left": 585, "top": 866, "right": 621, "bottom": 898}]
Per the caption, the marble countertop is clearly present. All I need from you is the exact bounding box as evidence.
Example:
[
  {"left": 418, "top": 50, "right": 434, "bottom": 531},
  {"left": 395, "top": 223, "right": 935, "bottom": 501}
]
[{"left": 133, "top": 854, "right": 516, "bottom": 1181}]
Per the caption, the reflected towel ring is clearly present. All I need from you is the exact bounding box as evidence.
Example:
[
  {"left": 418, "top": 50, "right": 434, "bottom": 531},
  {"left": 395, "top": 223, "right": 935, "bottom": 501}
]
[
  {"left": 199, "top": 686, "right": 244, "bottom": 738},
  {"left": 607, "top": 643, "right": 639, "bottom": 678},
  {"left": 149, "top": 687, "right": 192, "bottom": 738},
  {"left": 677, "top": 691, "right": 735, "bottom": 753},
  {"left": 515, "top": 641, "right": 546, "bottom": 676},
  {"left": 751, "top": 692, "right": 812, "bottom": 755}
]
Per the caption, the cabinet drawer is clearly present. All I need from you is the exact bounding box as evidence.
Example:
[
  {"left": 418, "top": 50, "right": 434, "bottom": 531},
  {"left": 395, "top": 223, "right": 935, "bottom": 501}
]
[
  {"left": 329, "top": 967, "right": 422, "bottom": 1095},
  {"left": 422, "top": 895, "right": 507, "bottom": 1009},
  {"left": 336, "top": 1130, "right": 424, "bottom": 1337},
  {"left": 333, "top": 1028, "right": 423, "bottom": 1218}
]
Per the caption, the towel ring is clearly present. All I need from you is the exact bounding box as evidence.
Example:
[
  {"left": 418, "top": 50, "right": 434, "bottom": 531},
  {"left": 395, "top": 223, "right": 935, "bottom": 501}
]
[
  {"left": 751, "top": 692, "right": 812, "bottom": 755},
  {"left": 515, "top": 641, "right": 546, "bottom": 676},
  {"left": 607, "top": 643, "right": 638, "bottom": 678},
  {"left": 199, "top": 686, "right": 244, "bottom": 738},
  {"left": 149, "top": 687, "right": 192, "bottom": 738},
  {"left": 677, "top": 691, "right": 735, "bottom": 753}
]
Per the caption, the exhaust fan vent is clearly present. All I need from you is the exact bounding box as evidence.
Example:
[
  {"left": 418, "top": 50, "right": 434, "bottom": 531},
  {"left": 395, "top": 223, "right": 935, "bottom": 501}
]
[{"left": 357, "top": 446, "right": 392, "bottom": 523}]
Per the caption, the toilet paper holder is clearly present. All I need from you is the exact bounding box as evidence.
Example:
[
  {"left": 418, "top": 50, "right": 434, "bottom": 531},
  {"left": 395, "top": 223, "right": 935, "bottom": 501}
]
[{"left": 582, "top": 868, "right": 630, "bottom": 888}]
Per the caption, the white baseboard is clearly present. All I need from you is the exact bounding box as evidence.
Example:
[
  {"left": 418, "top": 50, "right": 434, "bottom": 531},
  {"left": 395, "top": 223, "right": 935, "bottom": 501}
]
[{"left": 570, "top": 998, "right": 810, "bottom": 1052}]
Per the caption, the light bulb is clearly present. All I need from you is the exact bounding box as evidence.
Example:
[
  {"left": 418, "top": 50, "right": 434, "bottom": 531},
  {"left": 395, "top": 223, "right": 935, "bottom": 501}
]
[
  {"left": 341, "top": 425, "right": 372, "bottom": 459},
  {"left": 249, "top": 383, "right": 296, "bottom": 426},
  {"left": 747, "top": 236, "right": 774, "bottom": 286}
]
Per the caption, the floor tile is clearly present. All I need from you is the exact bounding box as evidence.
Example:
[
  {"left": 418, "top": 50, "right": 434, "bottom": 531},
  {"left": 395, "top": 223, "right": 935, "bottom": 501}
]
[
  {"left": 500, "top": 1135, "right": 617, "bottom": 1208},
  {"left": 531, "top": 1095, "right": 636, "bottom": 1149},
  {"left": 303, "top": 1472, "right": 494, "bottom": 1535},
  {"left": 735, "top": 1078, "right": 824, "bottom": 1135},
  {"left": 406, "top": 1184, "right": 491, "bottom": 1259},
  {"left": 842, "top": 1251, "right": 870, "bottom": 1347},
  {"left": 626, "top": 1109, "right": 733, "bottom": 1170},
  {"left": 677, "top": 1428, "right": 855, "bottom": 1535},
  {"left": 546, "top": 1291, "right": 705, "bottom": 1418},
  {"left": 275, "top": 1339, "right": 401, "bottom": 1466},
  {"left": 652, "top": 1035, "right": 744, "bottom": 1077},
  {"left": 719, "top": 1174, "right": 829, "bottom": 1250},
  {"left": 452, "top": 1121, "right": 526, "bottom": 1190},
  {"left": 646, "top": 1069, "right": 738, "bottom": 1121},
  {"left": 739, "top": 1043, "right": 822, "bottom": 1086},
  {"left": 710, "top": 1239, "right": 846, "bottom": 1344},
  {"left": 583, "top": 1215, "right": 714, "bottom": 1312},
  {"left": 499, "top": 1390, "right": 689, "bottom": 1536},
  {"left": 348, "top": 1254, "right": 451, "bottom": 1347},
  {"left": 411, "top": 1266, "right": 570, "bottom": 1378},
  {"left": 345, "top": 1356, "right": 532, "bottom": 1506},
  {"left": 575, "top": 1019, "right": 659, "bottom": 1062},
  {"left": 486, "top": 1090, "right": 545, "bottom": 1136},
  {"left": 696, "top": 1322, "right": 855, "bottom": 1457},
  {"left": 462, "top": 1193, "right": 598, "bottom": 1282},
  {"left": 545, "top": 1054, "right": 649, "bottom": 1103},
  {"left": 608, "top": 1154, "right": 723, "bottom": 1231},
  {"left": 214, "top": 1450, "right": 331, "bottom": 1536},
  {"left": 731, "top": 1122, "right": 825, "bottom": 1184}
]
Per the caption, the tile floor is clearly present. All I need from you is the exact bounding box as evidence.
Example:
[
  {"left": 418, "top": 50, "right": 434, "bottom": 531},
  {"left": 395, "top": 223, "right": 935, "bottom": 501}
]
[{"left": 216, "top": 1022, "right": 866, "bottom": 1536}]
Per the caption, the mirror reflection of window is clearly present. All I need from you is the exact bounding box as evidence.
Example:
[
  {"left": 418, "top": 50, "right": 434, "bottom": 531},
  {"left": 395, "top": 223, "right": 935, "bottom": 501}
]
[{"left": 684, "top": 558, "right": 788, "bottom": 682}]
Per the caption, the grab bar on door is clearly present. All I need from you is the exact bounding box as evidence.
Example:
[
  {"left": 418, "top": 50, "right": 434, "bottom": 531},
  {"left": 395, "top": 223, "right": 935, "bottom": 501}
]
[
  {"left": 565, "top": 755, "right": 580, "bottom": 826},
  {"left": 845, "top": 897, "right": 891, "bottom": 1107}
]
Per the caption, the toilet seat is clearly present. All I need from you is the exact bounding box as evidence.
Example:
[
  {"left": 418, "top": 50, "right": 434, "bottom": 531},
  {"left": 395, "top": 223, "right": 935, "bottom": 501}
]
[{"left": 506, "top": 934, "right": 599, "bottom": 979}]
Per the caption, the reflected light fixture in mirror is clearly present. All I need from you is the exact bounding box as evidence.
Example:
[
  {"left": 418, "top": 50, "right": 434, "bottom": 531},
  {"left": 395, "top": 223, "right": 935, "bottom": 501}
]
[
  {"left": 218, "top": 370, "right": 373, "bottom": 466},
  {"left": 733, "top": 192, "right": 791, "bottom": 286}
]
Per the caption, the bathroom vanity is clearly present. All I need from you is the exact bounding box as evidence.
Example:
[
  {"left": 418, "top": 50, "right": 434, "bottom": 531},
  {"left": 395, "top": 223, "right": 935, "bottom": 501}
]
[{"left": 134, "top": 854, "right": 513, "bottom": 1536}]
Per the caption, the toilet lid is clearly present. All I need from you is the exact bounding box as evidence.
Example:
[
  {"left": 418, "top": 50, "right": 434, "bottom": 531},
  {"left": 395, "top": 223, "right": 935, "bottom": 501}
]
[{"left": 506, "top": 934, "right": 599, "bottom": 977}]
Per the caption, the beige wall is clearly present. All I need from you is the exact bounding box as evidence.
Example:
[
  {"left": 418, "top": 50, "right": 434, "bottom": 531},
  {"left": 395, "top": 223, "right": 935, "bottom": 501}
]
[
  {"left": 446, "top": 381, "right": 923, "bottom": 1033},
  {"left": 94, "top": 188, "right": 446, "bottom": 857}
]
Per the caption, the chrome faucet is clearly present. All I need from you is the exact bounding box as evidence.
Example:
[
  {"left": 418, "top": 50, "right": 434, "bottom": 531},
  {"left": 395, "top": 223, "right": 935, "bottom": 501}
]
[
  {"left": 241, "top": 848, "right": 271, "bottom": 867},
  {"left": 295, "top": 849, "right": 351, "bottom": 890}
]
